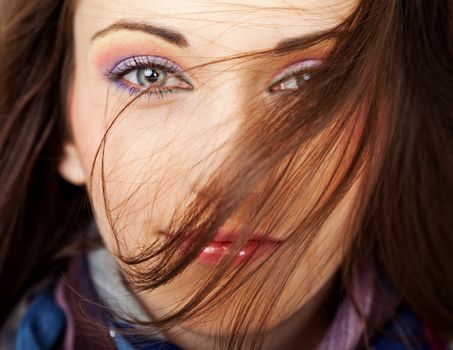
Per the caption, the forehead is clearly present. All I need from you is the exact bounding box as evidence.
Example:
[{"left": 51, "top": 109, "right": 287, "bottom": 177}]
[{"left": 75, "top": 0, "right": 357, "bottom": 54}]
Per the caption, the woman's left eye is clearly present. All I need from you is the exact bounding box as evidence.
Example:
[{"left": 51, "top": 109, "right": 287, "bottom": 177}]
[
  {"left": 268, "top": 59, "right": 323, "bottom": 92},
  {"left": 105, "top": 55, "right": 193, "bottom": 99}
]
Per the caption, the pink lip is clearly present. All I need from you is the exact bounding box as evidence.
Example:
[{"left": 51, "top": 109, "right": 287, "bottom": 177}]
[
  {"left": 159, "top": 228, "right": 282, "bottom": 266},
  {"left": 210, "top": 228, "right": 281, "bottom": 243}
]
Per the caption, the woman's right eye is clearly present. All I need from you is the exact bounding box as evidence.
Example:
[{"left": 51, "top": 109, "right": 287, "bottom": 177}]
[{"left": 105, "top": 55, "right": 193, "bottom": 99}]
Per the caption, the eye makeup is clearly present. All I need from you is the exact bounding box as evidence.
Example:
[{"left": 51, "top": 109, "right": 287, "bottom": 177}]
[
  {"left": 267, "top": 59, "right": 324, "bottom": 92},
  {"left": 94, "top": 37, "right": 326, "bottom": 102},
  {"left": 103, "top": 55, "right": 193, "bottom": 100}
]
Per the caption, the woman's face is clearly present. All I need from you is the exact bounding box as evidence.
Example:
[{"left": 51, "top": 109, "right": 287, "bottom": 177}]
[{"left": 60, "top": 0, "right": 359, "bottom": 347}]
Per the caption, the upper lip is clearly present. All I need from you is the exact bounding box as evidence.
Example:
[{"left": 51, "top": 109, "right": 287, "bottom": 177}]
[
  {"left": 212, "top": 228, "right": 282, "bottom": 243},
  {"left": 160, "top": 228, "right": 283, "bottom": 243}
]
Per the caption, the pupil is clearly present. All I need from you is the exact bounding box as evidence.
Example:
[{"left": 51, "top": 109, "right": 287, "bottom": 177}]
[
  {"left": 144, "top": 68, "right": 159, "bottom": 80},
  {"left": 138, "top": 68, "right": 162, "bottom": 85}
]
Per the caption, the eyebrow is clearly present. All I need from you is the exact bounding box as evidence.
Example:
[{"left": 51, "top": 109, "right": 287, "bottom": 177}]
[
  {"left": 91, "top": 20, "right": 190, "bottom": 48},
  {"left": 91, "top": 20, "right": 331, "bottom": 52}
]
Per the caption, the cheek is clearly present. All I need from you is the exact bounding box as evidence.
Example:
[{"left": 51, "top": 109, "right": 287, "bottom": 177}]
[
  {"left": 68, "top": 73, "right": 118, "bottom": 248},
  {"left": 276, "top": 175, "right": 361, "bottom": 313},
  {"left": 69, "top": 69, "right": 109, "bottom": 175},
  {"left": 68, "top": 73, "right": 233, "bottom": 252}
]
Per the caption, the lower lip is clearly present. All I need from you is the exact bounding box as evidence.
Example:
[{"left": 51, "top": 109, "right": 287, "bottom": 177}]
[{"left": 196, "top": 240, "right": 280, "bottom": 266}]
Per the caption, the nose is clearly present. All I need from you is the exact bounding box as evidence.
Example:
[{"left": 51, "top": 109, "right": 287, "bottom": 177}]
[{"left": 197, "top": 61, "right": 260, "bottom": 126}]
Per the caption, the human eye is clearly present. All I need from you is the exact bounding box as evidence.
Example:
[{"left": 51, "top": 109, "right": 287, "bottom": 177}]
[
  {"left": 268, "top": 59, "right": 323, "bottom": 92},
  {"left": 104, "top": 55, "right": 193, "bottom": 100}
]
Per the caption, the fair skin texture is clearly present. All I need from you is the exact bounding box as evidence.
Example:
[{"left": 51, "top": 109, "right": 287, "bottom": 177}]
[{"left": 59, "top": 0, "right": 360, "bottom": 348}]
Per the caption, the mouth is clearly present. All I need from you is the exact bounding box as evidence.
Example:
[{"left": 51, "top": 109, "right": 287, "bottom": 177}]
[{"left": 159, "top": 228, "right": 283, "bottom": 266}]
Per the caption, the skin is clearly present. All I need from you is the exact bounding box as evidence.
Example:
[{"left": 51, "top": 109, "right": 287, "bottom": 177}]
[{"left": 59, "top": 0, "right": 360, "bottom": 348}]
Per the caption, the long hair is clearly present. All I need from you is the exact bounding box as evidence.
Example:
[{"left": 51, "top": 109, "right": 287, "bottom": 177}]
[
  {"left": 0, "top": 0, "right": 452, "bottom": 349},
  {"left": 0, "top": 0, "right": 91, "bottom": 317}
]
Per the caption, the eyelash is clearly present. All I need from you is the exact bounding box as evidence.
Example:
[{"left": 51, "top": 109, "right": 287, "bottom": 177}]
[
  {"left": 104, "top": 56, "right": 323, "bottom": 100},
  {"left": 104, "top": 55, "right": 192, "bottom": 100}
]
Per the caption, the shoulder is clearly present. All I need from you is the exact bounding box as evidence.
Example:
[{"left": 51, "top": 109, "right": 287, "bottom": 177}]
[
  {"left": 1, "top": 252, "right": 178, "bottom": 350},
  {"left": 369, "top": 303, "right": 450, "bottom": 350},
  {"left": 0, "top": 277, "right": 66, "bottom": 350},
  {"left": 0, "top": 291, "right": 28, "bottom": 349}
]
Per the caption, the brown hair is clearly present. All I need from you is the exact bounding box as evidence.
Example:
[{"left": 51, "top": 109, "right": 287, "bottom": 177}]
[{"left": 0, "top": 0, "right": 452, "bottom": 349}]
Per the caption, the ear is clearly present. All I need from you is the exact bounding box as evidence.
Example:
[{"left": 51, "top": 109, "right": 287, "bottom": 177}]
[{"left": 58, "top": 142, "right": 86, "bottom": 186}]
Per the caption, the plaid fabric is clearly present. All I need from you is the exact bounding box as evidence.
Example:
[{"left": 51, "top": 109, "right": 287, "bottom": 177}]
[{"left": 14, "top": 252, "right": 448, "bottom": 349}]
